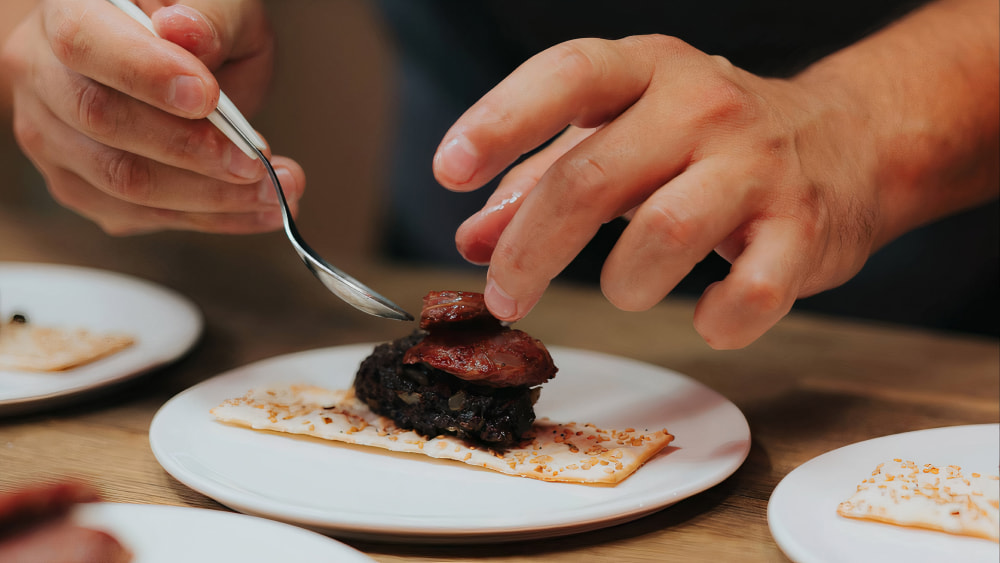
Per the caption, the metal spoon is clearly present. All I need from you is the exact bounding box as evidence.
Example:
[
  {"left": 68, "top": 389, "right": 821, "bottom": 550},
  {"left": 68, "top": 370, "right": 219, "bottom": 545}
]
[{"left": 107, "top": 0, "right": 413, "bottom": 321}]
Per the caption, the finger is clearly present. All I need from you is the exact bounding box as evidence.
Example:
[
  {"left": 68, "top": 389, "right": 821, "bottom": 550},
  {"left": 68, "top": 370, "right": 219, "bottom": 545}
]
[
  {"left": 42, "top": 166, "right": 296, "bottom": 235},
  {"left": 600, "top": 160, "right": 755, "bottom": 311},
  {"left": 150, "top": 0, "right": 274, "bottom": 112},
  {"left": 456, "top": 126, "right": 597, "bottom": 264},
  {"left": 15, "top": 91, "right": 303, "bottom": 214},
  {"left": 41, "top": 0, "right": 219, "bottom": 118},
  {"left": 481, "top": 74, "right": 713, "bottom": 321},
  {"left": 29, "top": 51, "right": 266, "bottom": 183},
  {"left": 434, "top": 36, "right": 657, "bottom": 190},
  {"left": 692, "top": 219, "right": 808, "bottom": 349},
  {"left": 150, "top": 0, "right": 271, "bottom": 65}
]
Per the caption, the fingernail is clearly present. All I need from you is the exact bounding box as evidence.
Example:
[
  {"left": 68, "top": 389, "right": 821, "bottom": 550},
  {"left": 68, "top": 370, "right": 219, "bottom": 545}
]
[
  {"left": 167, "top": 75, "right": 208, "bottom": 115},
  {"left": 434, "top": 135, "right": 478, "bottom": 185},
  {"left": 228, "top": 145, "right": 262, "bottom": 180},
  {"left": 485, "top": 277, "right": 518, "bottom": 319}
]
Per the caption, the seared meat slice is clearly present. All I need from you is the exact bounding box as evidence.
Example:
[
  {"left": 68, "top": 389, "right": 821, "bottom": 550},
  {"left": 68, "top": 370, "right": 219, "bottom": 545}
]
[
  {"left": 407, "top": 290, "right": 557, "bottom": 387},
  {"left": 403, "top": 327, "right": 556, "bottom": 388},
  {"left": 418, "top": 290, "right": 499, "bottom": 329}
]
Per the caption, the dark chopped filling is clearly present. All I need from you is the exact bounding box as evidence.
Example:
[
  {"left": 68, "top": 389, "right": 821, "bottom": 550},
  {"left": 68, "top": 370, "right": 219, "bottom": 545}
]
[{"left": 353, "top": 331, "right": 540, "bottom": 449}]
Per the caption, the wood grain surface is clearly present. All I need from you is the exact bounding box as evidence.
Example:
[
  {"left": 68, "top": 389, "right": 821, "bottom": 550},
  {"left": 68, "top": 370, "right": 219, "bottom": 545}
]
[{"left": 1, "top": 209, "right": 997, "bottom": 562}]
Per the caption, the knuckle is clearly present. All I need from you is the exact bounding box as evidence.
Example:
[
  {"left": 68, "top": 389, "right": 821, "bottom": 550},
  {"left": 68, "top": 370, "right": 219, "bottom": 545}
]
[
  {"left": 706, "top": 81, "right": 753, "bottom": 123},
  {"left": 551, "top": 38, "right": 612, "bottom": 88},
  {"left": 558, "top": 154, "right": 611, "bottom": 195},
  {"left": 739, "top": 273, "right": 787, "bottom": 315},
  {"left": 690, "top": 73, "right": 756, "bottom": 128},
  {"left": 491, "top": 241, "right": 527, "bottom": 276},
  {"left": 74, "top": 78, "right": 118, "bottom": 138},
  {"left": 99, "top": 150, "right": 153, "bottom": 203},
  {"left": 50, "top": 14, "right": 88, "bottom": 67},
  {"left": 170, "top": 123, "right": 224, "bottom": 162},
  {"left": 642, "top": 202, "right": 702, "bottom": 253}
]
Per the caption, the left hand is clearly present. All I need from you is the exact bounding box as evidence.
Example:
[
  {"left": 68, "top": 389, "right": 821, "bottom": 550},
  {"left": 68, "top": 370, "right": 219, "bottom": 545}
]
[{"left": 433, "top": 35, "right": 879, "bottom": 349}]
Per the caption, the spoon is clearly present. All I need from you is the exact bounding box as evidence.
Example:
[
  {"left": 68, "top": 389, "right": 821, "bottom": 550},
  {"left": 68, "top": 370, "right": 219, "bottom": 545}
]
[{"left": 106, "top": 0, "right": 413, "bottom": 321}]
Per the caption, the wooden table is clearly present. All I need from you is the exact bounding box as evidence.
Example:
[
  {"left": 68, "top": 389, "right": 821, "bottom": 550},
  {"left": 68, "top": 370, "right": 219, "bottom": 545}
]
[{"left": 1, "top": 208, "right": 997, "bottom": 562}]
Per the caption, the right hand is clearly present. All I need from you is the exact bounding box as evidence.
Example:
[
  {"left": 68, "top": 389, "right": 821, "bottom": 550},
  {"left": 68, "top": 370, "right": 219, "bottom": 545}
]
[{"left": 0, "top": 0, "right": 305, "bottom": 235}]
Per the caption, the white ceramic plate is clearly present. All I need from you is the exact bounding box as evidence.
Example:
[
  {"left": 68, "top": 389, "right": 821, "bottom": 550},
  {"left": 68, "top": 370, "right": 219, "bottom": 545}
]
[
  {"left": 768, "top": 424, "right": 1000, "bottom": 563},
  {"left": 0, "top": 262, "right": 202, "bottom": 415},
  {"left": 71, "top": 502, "right": 374, "bottom": 562},
  {"left": 150, "top": 344, "right": 751, "bottom": 543}
]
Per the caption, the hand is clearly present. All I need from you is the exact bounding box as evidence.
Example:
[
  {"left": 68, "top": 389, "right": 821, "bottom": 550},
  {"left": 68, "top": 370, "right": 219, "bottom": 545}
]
[
  {"left": 0, "top": 0, "right": 305, "bottom": 235},
  {"left": 0, "top": 481, "right": 132, "bottom": 562},
  {"left": 433, "top": 35, "right": 879, "bottom": 349}
]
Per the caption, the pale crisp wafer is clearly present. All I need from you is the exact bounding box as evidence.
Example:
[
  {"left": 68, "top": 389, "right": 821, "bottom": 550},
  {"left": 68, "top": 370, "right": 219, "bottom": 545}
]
[
  {"left": 0, "top": 321, "right": 135, "bottom": 372},
  {"left": 837, "top": 458, "right": 1000, "bottom": 542},
  {"left": 211, "top": 384, "right": 674, "bottom": 484}
]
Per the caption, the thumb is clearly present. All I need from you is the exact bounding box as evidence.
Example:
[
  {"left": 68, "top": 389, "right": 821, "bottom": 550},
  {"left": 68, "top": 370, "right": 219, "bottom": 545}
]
[{"left": 148, "top": 1, "right": 274, "bottom": 113}]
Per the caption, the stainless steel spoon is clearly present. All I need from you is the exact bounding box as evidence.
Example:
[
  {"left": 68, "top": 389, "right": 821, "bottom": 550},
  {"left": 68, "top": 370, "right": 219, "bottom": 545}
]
[{"left": 107, "top": 0, "right": 413, "bottom": 321}]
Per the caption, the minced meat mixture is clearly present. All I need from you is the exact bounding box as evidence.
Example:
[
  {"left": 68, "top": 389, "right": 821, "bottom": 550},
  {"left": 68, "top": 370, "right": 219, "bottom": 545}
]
[{"left": 353, "top": 331, "right": 540, "bottom": 449}]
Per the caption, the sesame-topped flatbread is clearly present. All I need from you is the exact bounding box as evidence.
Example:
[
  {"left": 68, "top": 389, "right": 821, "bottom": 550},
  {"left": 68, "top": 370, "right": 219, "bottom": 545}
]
[
  {"left": 0, "top": 320, "right": 135, "bottom": 372},
  {"left": 211, "top": 384, "right": 674, "bottom": 485},
  {"left": 837, "top": 458, "right": 1000, "bottom": 542}
]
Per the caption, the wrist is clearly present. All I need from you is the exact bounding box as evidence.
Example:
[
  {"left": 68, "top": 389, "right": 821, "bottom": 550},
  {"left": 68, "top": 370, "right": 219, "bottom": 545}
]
[{"left": 792, "top": 0, "right": 1000, "bottom": 248}]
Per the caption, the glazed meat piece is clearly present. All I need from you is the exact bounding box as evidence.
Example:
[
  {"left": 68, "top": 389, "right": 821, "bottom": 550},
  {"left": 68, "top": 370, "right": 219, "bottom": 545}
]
[
  {"left": 418, "top": 290, "right": 499, "bottom": 329},
  {"left": 403, "top": 328, "right": 556, "bottom": 388},
  {"left": 406, "top": 290, "right": 557, "bottom": 388}
]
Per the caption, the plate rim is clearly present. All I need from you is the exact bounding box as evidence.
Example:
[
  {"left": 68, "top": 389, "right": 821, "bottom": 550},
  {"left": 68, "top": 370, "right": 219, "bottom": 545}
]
[
  {"left": 0, "top": 261, "right": 203, "bottom": 413},
  {"left": 150, "top": 343, "right": 751, "bottom": 543},
  {"left": 767, "top": 423, "right": 1000, "bottom": 563},
  {"left": 72, "top": 501, "right": 375, "bottom": 562}
]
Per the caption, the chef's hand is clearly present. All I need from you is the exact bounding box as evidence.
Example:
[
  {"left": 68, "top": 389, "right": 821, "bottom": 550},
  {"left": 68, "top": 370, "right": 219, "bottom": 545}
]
[
  {"left": 435, "top": 35, "right": 877, "bottom": 350},
  {"left": 0, "top": 0, "right": 304, "bottom": 235},
  {"left": 0, "top": 481, "right": 132, "bottom": 562},
  {"left": 434, "top": 0, "right": 998, "bottom": 349}
]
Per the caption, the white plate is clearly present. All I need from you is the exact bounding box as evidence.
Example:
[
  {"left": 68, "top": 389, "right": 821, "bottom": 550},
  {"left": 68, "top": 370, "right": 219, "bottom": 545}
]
[
  {"left": 768, "top": 424, "right": 1000, "bottom": 563},
  {"left": 149, "top": 344, "right": 750, "bottom": 543},
  {"left": 0, "top": 262, "right": 202, "bottom": 414},
  {"left": 71, "top": 502, "right": 374, "bottom": 562}
]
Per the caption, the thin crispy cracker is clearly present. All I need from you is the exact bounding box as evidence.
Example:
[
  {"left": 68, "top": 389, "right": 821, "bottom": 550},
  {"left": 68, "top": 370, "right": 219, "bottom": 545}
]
[
  {"left": 211, "top": 384, "right": 674, "bottom": 485},
  {"left": 837, "top": 458, "right": 1000, "bottom": 542},
  {"left": 0, "top": 321, "right": 135, "bottom": 372}
]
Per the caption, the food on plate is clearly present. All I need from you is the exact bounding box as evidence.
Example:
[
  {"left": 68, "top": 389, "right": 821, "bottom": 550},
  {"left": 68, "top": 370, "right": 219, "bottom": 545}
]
[
  {"left": 212, "top": 383, "right": 673, "bottom": 484},
  {"left": 356, "top": 290, "right": 557, "bottom": 448},
  {"left": 211, "top": 290, "right": 674, "bottom": 484},
  {"left": 837, "top": 458, "right": 1000, "bottom": 542},
  {"left": 0, "top": 314, "right": 135, "bottom": 372}
]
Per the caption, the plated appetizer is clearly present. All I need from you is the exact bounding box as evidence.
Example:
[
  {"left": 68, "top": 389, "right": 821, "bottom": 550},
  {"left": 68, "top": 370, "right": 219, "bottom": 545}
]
[{"left": 213, "top": 291, "right": 673, "bottom": 484}]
